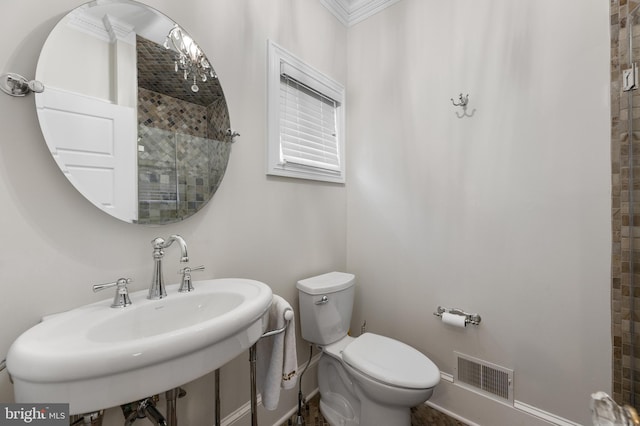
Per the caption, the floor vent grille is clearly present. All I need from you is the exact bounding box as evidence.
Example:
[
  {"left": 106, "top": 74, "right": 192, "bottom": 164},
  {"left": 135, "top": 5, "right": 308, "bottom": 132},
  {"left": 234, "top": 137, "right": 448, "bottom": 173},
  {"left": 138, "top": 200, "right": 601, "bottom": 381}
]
[{"left": 454, "top": 352, "right": 514, "bottom": 404}]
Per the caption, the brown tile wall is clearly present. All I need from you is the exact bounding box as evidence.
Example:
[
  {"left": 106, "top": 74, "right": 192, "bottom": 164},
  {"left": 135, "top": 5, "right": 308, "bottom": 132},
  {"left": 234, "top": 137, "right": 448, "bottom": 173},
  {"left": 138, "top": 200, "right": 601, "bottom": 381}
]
[{"left": 612, "top": 0, "right": 640, "bottom": 406}]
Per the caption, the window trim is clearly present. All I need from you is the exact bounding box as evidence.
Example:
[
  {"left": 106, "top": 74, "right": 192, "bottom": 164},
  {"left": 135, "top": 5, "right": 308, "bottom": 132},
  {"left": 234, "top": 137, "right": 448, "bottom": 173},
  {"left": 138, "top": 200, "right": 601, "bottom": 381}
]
[{"left": 267, "top": 40, "right": 346, "bottom": 183}]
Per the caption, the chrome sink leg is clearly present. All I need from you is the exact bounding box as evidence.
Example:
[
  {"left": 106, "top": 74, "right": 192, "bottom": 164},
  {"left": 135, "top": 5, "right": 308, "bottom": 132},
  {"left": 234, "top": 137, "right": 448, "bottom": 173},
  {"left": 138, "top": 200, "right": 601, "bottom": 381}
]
[
  {"left": 166, "top": 389, "right": 177, "bottom": 426},
  {"left": 165, "top": 387, "right": 186, "bottom": 426},
  {"left": 215, "top": 369, "right": 221, "bottom": 426},
  {"left": 250, "top": 344, "right": 258, "bottom": 426}
]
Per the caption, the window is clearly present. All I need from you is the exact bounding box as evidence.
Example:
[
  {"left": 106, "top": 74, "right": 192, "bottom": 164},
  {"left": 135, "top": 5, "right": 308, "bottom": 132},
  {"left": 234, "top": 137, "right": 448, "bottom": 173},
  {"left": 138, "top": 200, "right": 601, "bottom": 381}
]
[{"left": 267, "top": 40, "right": 346, "bottom": 183}]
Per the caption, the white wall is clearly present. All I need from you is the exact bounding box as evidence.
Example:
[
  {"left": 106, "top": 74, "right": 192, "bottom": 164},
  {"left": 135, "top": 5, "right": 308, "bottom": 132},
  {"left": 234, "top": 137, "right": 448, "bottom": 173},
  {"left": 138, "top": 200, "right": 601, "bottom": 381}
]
[
  {"left": 38, "top": 15, "right": 113, "bottom": 101},
  {"left": 0, "top": 0, "right": 346, "bottom": 425},
  {"left": 346, "top": 0, "right": 611, "bottom": 425}
]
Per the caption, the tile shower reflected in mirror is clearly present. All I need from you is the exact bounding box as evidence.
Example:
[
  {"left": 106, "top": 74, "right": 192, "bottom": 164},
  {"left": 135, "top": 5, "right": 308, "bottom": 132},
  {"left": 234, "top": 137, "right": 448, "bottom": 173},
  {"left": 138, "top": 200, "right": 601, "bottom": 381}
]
[
  {"left": 136, "top": 33, "right": 231, "bottom": 224},
  {"left": 137, "top": 126, "right": 230, "bottom": 224},
  {"left": 136, "top": 36, "right": 231, "bottom": 225}
]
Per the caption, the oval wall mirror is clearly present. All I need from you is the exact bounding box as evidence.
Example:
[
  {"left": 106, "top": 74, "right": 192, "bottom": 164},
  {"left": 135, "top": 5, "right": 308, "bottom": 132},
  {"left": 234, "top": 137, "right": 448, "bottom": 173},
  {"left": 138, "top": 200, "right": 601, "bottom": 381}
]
[{"left": 35, "top": 0, "right": 233, "bottom": 224}]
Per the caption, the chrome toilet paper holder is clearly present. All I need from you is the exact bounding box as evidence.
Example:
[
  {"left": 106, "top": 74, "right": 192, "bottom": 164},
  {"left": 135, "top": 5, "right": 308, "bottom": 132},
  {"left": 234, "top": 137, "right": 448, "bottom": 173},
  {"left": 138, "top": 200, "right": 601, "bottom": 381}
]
[{"left": 434, "top": 306, "right": 481, "bottom": 326}]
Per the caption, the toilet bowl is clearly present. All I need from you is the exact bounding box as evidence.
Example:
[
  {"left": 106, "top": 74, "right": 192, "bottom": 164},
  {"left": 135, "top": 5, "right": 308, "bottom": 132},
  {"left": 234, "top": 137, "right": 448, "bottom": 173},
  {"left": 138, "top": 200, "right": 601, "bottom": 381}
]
[{"left": 297, "top": 272, "right": 440, "bottom": 426}]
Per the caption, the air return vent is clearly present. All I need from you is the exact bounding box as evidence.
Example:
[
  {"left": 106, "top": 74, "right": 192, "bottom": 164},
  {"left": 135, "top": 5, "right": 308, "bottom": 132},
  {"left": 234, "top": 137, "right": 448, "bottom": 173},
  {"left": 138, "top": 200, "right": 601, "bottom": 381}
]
[{"left": 454, "top": 352, "right": 514, "bottom": 404}]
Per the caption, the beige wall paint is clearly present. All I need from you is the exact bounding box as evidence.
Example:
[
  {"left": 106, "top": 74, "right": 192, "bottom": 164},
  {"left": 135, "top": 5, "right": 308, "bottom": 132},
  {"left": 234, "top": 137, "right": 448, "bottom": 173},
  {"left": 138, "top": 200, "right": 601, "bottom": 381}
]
[
  {"left": 0, "top": 1, "right": 346, "bottom": 424},
  {"left": 346, "top": 0, "right": 611, "bottom": 425}
]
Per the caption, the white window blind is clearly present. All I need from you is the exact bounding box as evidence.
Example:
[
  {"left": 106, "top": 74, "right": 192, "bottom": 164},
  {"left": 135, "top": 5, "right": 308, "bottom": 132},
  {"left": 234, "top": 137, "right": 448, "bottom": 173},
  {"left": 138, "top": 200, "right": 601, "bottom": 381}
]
[
  {"left": 267, "top": 40, "right": 345, "bottom": 183},
  {"left": 279, "top": 74, "right": 340, "bottom": 172}
]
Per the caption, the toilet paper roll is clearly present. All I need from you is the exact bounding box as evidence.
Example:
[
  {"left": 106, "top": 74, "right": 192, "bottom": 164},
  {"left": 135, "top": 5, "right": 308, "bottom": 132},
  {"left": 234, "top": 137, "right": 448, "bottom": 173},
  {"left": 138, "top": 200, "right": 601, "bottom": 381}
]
[{"left": 442, "top": 312, "right": 467, "bottom": 328}]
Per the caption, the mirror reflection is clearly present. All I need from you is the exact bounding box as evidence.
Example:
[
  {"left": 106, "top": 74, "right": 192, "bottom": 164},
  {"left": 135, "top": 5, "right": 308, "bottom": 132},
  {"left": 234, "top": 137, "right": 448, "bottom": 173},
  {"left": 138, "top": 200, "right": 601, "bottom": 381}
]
[{"left": 35, "top": 0, "right": 232, "bottom": 224}]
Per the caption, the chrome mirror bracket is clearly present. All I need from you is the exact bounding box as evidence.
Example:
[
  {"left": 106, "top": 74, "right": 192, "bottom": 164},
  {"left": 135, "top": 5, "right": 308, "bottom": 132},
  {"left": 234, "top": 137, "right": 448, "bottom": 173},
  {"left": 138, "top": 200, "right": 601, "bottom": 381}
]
[{"left": 0, "top": 73, "right": 44, "bottom": 97}]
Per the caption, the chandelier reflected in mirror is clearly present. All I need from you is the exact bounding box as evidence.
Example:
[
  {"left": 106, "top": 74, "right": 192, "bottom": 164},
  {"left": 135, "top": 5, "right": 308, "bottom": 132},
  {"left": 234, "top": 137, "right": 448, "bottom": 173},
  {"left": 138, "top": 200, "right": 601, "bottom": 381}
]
[{"left": 164, "top": 25, "right": 216, "bottom": 93}]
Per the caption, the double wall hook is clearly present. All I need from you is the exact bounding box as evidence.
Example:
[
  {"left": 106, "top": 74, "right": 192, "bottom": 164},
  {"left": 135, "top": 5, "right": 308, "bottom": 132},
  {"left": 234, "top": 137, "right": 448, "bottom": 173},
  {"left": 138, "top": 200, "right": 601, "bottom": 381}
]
[{"left": 450, "top": 93, "right": 475, "bottom": 118}]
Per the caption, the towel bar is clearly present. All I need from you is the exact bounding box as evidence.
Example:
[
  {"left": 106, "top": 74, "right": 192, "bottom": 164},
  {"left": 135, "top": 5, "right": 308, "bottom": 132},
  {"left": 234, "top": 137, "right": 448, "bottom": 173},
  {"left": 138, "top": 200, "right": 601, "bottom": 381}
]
[
  {"left": 260, "top": 308, "right": 293, "bottom": 338},
  {"left": 249, "top": 308, "right": 293, "bottom": 426},
  {"left": 213, "top": 308, "right": 293, "bottom": 426}
]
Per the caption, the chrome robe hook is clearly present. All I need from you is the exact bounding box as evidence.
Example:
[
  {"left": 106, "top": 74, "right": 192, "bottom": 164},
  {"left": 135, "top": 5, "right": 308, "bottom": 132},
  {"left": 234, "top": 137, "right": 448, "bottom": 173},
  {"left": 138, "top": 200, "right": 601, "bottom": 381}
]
[{"left": 450, "top": 93, "right": 475, "bottom": 118}]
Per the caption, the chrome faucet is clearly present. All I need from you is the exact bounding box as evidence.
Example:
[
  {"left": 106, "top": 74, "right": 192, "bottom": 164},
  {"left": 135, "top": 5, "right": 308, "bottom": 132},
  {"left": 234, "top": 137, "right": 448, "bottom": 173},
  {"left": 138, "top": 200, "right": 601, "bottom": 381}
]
[{"left": 149, "top": 235, "right": 189, "bottom": 300}]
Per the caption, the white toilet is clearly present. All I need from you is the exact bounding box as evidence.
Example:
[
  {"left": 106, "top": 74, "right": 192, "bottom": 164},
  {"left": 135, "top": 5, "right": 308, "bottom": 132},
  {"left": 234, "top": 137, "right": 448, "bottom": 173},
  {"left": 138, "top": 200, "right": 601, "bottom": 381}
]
[{"left": 297, "top": 272, "right": 440, "bottom": 426}]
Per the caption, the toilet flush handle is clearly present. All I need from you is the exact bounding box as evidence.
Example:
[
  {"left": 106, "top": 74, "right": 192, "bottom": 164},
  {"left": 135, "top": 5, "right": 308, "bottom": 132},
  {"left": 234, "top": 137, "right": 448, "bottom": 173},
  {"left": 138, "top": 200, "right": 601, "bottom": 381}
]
[{"left": 315, "top": 296, "right": 329, "bottom": 305}]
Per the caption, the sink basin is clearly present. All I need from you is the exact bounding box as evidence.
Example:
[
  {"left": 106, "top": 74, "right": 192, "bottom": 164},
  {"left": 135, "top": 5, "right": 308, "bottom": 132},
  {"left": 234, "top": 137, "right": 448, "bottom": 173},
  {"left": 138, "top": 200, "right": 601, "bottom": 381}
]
[{"left": 6, "top": 278, "right": 272, "bottom": 414}]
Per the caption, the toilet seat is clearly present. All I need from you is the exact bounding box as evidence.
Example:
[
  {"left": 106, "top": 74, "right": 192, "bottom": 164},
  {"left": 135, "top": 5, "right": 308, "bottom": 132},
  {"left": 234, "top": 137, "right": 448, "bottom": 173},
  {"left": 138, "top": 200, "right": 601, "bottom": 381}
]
[{"left": 342, "top": 333, "right": 440, "bottom": 389}]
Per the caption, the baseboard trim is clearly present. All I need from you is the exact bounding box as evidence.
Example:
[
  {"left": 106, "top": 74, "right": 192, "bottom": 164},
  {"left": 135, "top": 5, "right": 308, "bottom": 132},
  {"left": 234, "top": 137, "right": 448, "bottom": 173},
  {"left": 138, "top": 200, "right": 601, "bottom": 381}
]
[
  {"left": 513, "top": 400, "right": 582, "bottom": 426},
  {"left": 272, "top": 388, "right": 320, "bottom": 426},
  {"left": 430, "top": 371, "right": 583, "bottom": 426},
  {"left": 426, "top": 397, "right": 582, "bottom": 426},
  {"left": 221, "top": 397, "right": 260, "bottom": 426},
  {"left": 425, "top": 401, "right": 481, "bottom": 426},
  {"left": 440, "top": 371, "right": 454, "bottom": 383}
]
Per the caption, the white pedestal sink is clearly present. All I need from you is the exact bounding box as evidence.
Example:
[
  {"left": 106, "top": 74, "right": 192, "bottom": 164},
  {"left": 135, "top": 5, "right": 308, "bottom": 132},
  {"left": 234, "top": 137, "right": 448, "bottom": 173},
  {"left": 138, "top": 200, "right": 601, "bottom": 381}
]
[{"left": 6, "top": 278, "right": 272, "bottom": 415}]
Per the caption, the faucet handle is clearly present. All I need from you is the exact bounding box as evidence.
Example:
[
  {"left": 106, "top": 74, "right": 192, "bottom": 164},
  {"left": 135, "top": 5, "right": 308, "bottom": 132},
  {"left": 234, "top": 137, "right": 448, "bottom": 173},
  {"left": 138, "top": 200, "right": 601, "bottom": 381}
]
[
  {"left": 178, "top": 266, "right": 204, "bottom": 293},
  {"left": 93, "top": 278, "right": 133, "bottom": 308}
]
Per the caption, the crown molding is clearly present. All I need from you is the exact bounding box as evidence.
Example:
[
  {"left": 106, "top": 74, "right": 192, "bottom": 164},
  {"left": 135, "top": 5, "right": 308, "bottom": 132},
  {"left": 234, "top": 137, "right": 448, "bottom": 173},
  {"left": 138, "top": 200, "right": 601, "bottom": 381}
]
[
  {"left": 320, "top": 0, "right": 402, "bottom": 26},
  {"left": 68, "top": 10, "right": 135, "bottom": 45}
]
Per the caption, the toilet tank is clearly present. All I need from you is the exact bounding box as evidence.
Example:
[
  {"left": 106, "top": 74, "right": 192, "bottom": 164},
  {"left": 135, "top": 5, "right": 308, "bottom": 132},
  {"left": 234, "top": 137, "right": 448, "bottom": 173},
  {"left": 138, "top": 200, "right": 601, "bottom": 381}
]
[{"left": 296, "top": 272, "right": 355, "bottom": 346}]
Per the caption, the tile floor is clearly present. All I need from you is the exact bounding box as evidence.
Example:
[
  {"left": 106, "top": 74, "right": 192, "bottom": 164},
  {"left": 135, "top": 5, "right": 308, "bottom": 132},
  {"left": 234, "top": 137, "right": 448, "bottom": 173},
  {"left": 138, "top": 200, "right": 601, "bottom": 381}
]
[{"left": 281, "top": 394, "right": 467, "bottom": 426}]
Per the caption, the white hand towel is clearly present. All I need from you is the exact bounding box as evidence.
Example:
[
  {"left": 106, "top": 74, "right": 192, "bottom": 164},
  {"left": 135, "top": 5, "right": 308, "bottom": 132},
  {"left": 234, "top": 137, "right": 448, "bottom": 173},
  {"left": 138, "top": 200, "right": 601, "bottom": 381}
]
[{"left": 257, "top": 294, "right": 298, "bottom": 410}]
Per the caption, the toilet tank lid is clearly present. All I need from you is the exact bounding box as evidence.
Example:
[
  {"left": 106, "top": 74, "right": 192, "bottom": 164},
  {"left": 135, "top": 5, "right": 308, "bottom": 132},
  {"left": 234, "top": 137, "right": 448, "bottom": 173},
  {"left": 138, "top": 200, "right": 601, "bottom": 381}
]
[{"left": 296, "top": 271, "right": 355, "bottom": 295}]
